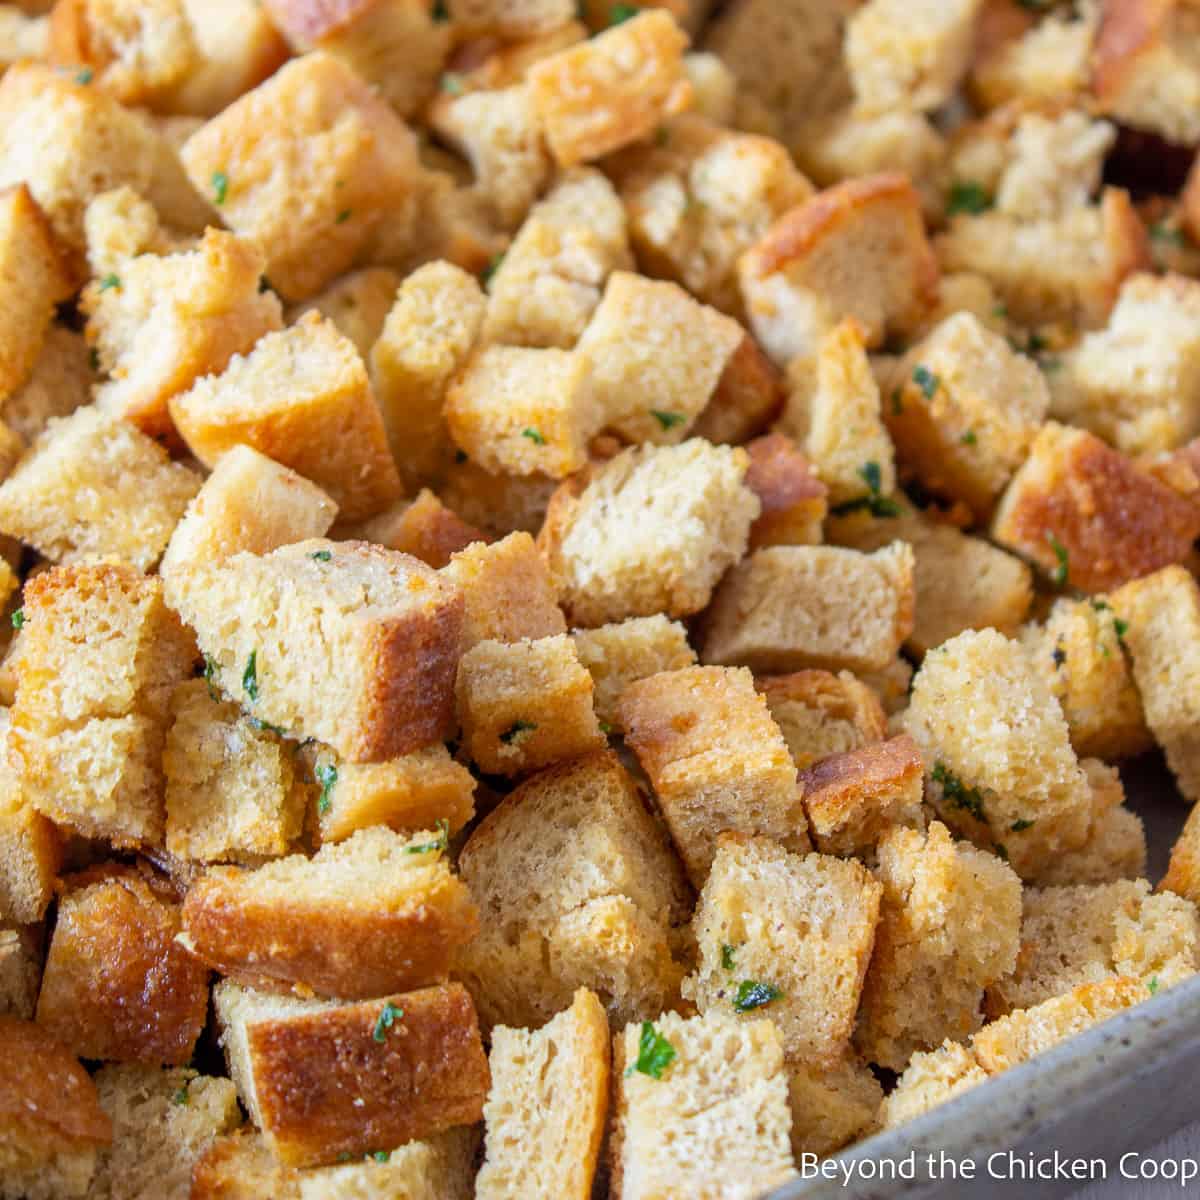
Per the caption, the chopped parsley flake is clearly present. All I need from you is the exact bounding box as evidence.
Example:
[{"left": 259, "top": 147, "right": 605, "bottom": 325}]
[
  {"left": 521, "top": 427, "right": 546, "bottom": 445},
  {"left": 1150, "top": 222, "right": 1185, "bottom": 246},
  {"left": 172, "top": 1086, "right": 189, "bottom": 1105},
  {"left": 599, "top": 719, "right": 613, "bottom": 734},
  {"left": 931, "top": 761, "right": 986, "bottom": 822},
  {"left": 1047, "top": 532, "right": 1069, "bottom": 587},
  {"left": 75, "top": 67, "right": 93, "bottom": 85},
  {"left": 211, "top": 170, "right": 228, "bottom": 206},
  {"left": 961, "top": 429, "right": 977, "bottom": 446},
  {"left": 1148, "top": 976, "right": 1160, "bottom": 995},
  {"left": 830, "top": 460, "right": 901, "bottom": 519},
  {"left": 721, "top": 944, "right": 737, "bottom": 971},
  {"left": 99, "top": 273, "right": 120, "bottom": 292},
  {"left": 946, "top": 181, "right": 992, "bottom": 216},
  {"left": 480, "top": 252, "right": 504, "bottom": 285},
  {"left": 373, "top": 1001, "right": 404, "bottom": 1042},
  {"left": 650, "top": 409, "right": 686, "bottom": 431},
  {"left": 625, "top": 1020, "right": 676, "bottom": 1079},
  {"left": 247, "top": 715, "right": 287, "bottom": 736},
  {"left": 441, "top": 72, "right": 464, "bottom": 95},
  {"left": 913, "top": 364, "right": 939, "bottom": 400},
  {"left": 203, "top": 653, "right": 220, "bottom": 699},
  {"left": 500, "top": 719, "right": 537, "bottom": 743},
  {"left": 1011, "top": 818, "right": 1035, "bottom": 832},
  {"left": 315, "top": 761, "right": 338, "bottom": 815},
  {"left": 242, "top": 650, "right": 259, "bottom": 701},
  {"left": 733, "top": 980, "right": 782, "bottom": 1013},
  {"left": 335, "top": 209, "right": 351, "bottom": 224},
  {"left": 310, "top": 549, "right": 333, "bottom": 562},
  {"left": 10, "top": 608, "right": 23, "bottom": 630},
  {"left": 610, "top": 2, "right": 641, "bottom": 23},
  {"left": 1114, "top": 617, "right": 1129, "bottom": 641},
  {"left": 405, "top": 818, "right": 450, "bottom": 855},
  {"left": 371, "top": 1150, "right": 391, "bottom": 1163}
]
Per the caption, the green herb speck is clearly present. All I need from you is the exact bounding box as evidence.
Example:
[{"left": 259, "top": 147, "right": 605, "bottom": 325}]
[
  {"left": 521, "top": 427, "right": 546, "bottom": 445},
  {"left": 405, "top": 818, "right": 451, "bottom": 855},
  {"left": 211, "top": 170, "right": 228, "bottom": 206},
  {"left": 625, "top": 1020, "right": 676, "bottom": 1079},
  {"left": 733, "top": 980, "right": 782, "bottom": 1013},
  {"left": 315, "top": 761, "right": 338, "bottom": 815},
  {"left": 242, "top": 650, "right": 259, "bottom": 701},
  {"left": 373, "top": 1001, "right": 404, "bottom": 1042}
]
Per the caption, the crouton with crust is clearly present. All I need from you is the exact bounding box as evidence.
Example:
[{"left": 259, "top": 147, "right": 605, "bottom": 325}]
[
  {"left": 757, "top": 670, "right": 889, "bottom": 770},
  {"left": 286, "top": 266, "right": 398, "bottom": 360},
  {"left": 1, "top": 325, "right": 91, "bottom": 447},
  {"left": 1163, "top": 801, "right": 1200, "bottom": 906},
  {"left": 0, "top": 926, "right": 39, "bottom": 1019},
  {"left": 0, "top": 729, "right": 61, "bottom": 924},
  {"left": 694, "top": 333, "right": 786, "bottom": 445},
  {"left": 344, "top": 490, "right": 486, "bottom": 570},
  {"left": 881, "top": 1039, "right": 987, "bottom": 1128},
  {"left": 742, "top": 433, "right": 827, "bottom": 548}
]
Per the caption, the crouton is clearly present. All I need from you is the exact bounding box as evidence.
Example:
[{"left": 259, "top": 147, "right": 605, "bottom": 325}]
[
  {"left": 441, "top": 457, "right": 559, "bottom": 538},
  {"left": 693, "top": 334, "right": 786, "bottom": 445},
  {"left": 787, "top": 1056, "right": 883, "bottom": 1158},
  {"left": 902, "top": 629, "right": 1093, "bottom": 878},
  {"left": 0, "top": 744, "right": 61, "bottom": 923},
  {"left": 798, "top": 734, "right": 925, "bottom": 859},
  {"left": 619, "top": 665, "right": 804, "bottom": 885},
  {"left": 0, "top": 926, "right": 39, "bottom": 1019},
  {"left": 992, "top": 423, "right": 1200, "bottom": 594},
  {"left": 739, "top": 173, "right": 939, "bottom": 366},
  {"left": 455, "top": 634, "right": 604, "bottom": 775},
  {"left": 37, "top": 867, "right": 209, "bottom": 1064},
  {"left": 9, "top": 561, "right": 194, "bottom": 845},
  {"left": 345, "top": 490, "right": 486, "bottom": 570},
  {"left": 170, "top": 314, "right": 400, "bottom": 522},
  {"left": 779, "top": 318, "right": 898, "bottom": 507},
  {"left": 611, "top": 1010, "right": 797, "bottom": 1200},
  {"left": 190, "top": 1129, "right": 302, "bottom": 1200},
  {"left": 845, "top": 0, "right": 982, "bottom": 114},
  {"left": 477, "top": 989, "right": 610, "bottom": 1200},
  {"left": 1033, "top": 792, "right": 1147, "bottom": 888},
  {"left": 0, "top": 7, "right": 47, "bottom": 68},
  {"left": 370, "top": 261, "right": 485, "bottom": 486},
  {"left": 81, "top": 184, "right": 179, "bottom": 280},
  {"left": 757, "top": 670, "right": 889, "bottom": 771},
  {"left": 684, "top": 833, "right": 881, "bottom": 1063},
  {"left": 1163, "top": 801, "right": 1200, "bottom": 906},
  {"left": 856, "top": 821, "right": 1021, "bottom": 1071},
  {"left": 456, "top": 750, "right": 691, "bottom": 1030},
  {"left": 861, "top": 655, "right": 915, "bottom": 715},
  {"left": 1111, "top": 566, "right": 1200, "bottom": 802},
  {"left": 443, "top": 532, "right": 564, "bottom": 651},
  {"left": 160, "top": 446, "right": 337, "bottom": 587},
  {"left": 286, "top": 266, "right": 398, "bottom": 360},
  {"left": 528, "top": 10, "right": 691, "bottom": 167},
  {"left": 301, "top": 1129, "right": 482, "bottom": 1200},
  {"left": 742, "top": 433, "right": 827, "bottom": 548},
  {"left": 164, "top": 680, "right": 306, "bottom": 864},
  {"left": 880, "top": 1039, "right": 987, "bottom": 1128},
  {"left": 445, "top": 345, "right": 599, "bottom": 480},
  {"left": 1, "top": 325, "right": 91, "bottom": 446},
  {"left": 606, "top": 113, "right": 814, "bottom": 318},
  {"left": 702, "top": 543, "right": 915, "bottom": 675},
  {"left": 89, "top": 1065, "right": 240, "bottom": 1200},
  {"left": 180, "top": 52, "right": 423, "bottom": 300},
  {"left": 1019, "top": 597, "right": 1151, "bottom": 762},
  {"left": 0, "top": 406, "right": 201, "bottom": 571},
  {"left": 0, "top": 1015, "right": 112, "bottom": 1200},
  {"left": 539, "top": 439, "right": 759, "bottom": 627},
  {"left": 183, "top": 825, "right": 477, "bottom": 999},
  {"left": 214, "top": 980, "right": 490, "bottom": 1168}
]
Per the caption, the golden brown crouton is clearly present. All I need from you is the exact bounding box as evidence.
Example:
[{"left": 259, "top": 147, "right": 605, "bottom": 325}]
[
  {"left": 881, "top": 1039, "right": 987, "bottom": 1128},
  {"left": 787, "top": 1056, "right": 883, "bottom": 1158},
  {"left": 694, "top": 333, "right": 786, "bottom": 445},
  {"left": 0, "top": 926, "right": 40, "bottom": 1019},
  {"left": 286, "top": 266, "right": 399, "bottom": 360},
  {"left": 1033, "top": 790, "right": 1147, "bottom": 888},
  {"left": 0, "top": 749, "right": 61, "bottom": 924},
  {"left": 743, "top": 432, "right": 828, "bottom": 548},
  {"left": 440, "top": 457, "right": 559, "bottom": 539},
  {"left": 1162, "top": 801, "right": 1200, "bottom": 906},
  {"left": 189, "top": 1128, "right": 302, "bottom": 1199},
  {"left": 345, "top": 490, "right": 487, "bottom": 570},
  {"left": 1, "top": 325, "right": 91, "bottom": 447}
]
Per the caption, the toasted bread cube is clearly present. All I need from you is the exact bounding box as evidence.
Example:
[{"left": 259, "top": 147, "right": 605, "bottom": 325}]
[
  {"left": 576, "top": 272, "right": 744, "bottom": 445},
  {"left": 180, "top": 53, "right": 422, "bottom": 300},
  {"left": 298, "top": 1130, "right": 481, "bottom": 1200},
  {"left": 611, "top": 1010, "right": 796, "bottom": 1200},
  {"left": 456, "top": 635, "right": 603, "bottom": 776},
  {"left": 694, "top": 333, "right": 785, "bottom": 445},
  {"left": 1111, "top": 566, "right": 1200, "bottom": 801},
  {"left": 1, "top": 326, "right": 91, "bottom": 447},
  {"left": 171, "top": 539, "right": 463, "bottom": 761},
  {"left": 477, "top": 989, "right": 609, "bottom": 1200},
  {"left": 702, "top": 543, "right": 915, "bottom": 675},
  {"left": 992, "top": 423, "right": 1200, "bottom": 594},
  {"left": 861, "top": 655, "right": 915, "bottom": 715},
  {"left": 190, "top": 1129, "right": 302, "bottom": 1199},
  {"left": 170, "top": 314, "right": 400, "bottom": 522},
  {"left": 371, "top": 261, "right": 485, "bottom": 486},
  {"left": 739, "top": 173, "right": 939, "bottom": 366},
  {"left": 346, "top": 490, "right": 486, "bottom": 570},
  {"left": 757, "top": 670, "right": 888, "bottom": 771},
  {"left": 160, "top": 445, "right": 337, "bottom": 586},
  {"left": 444, "top": 532, "right": 564, "bottom": 651},
  {"left": 528, "top": 10, "right": 691, "bottom": 167},
  {"left": 311, "top": 742, "right": 476, "bottom": 846},
  {"left": 684, "top": 834, "right": 881, "bottom": 1063},
  {"left": 445, "top": 345, "right": 598, "bottom": 481},
  {"left": 620, "top": 665, "right": 804, "bottom": 885},
  {"left": 787, "top": 1056, "right": 883, "bottom": 1158},
  {"left": 743, "top": 433, "right": 827, "bottom": 549},
  {"left": 286, "top": 266, "right": 399, "bottom": 360},
  {"left": 1019, "top": 597, "right": 1150, "bottom": 762},
  {"left": 855, "top": 821, "right": 1021, "bottom": 1070},
  {"left": 456, "top": 751, "right": 691, "bottom": 1030},
  {"left": 0, "top": 1015, "right": 112, "bottom": 1200},
  {"left": 1163, "top": 801, "right": 1200, "bottom": 906},
  {"left": 798, "top": 734, "right": 925, "bottom": 859},
  {"left": 0, "top": 762, "right": 61, "bottom": 925},
  {"left": 902, "top": 629, "right": 1093, "bottom": 878},
  {"left": 82, "top": 228, "right": 282, "bottom": 442},
  {"left": 0, "top": 406, "right": 200, "bottom": 570},
  {"left": 881, "top": 1039, "right": 987, "bottom": 1129},
  {"left": 164, "top": 680, "right": 305, "bottom": 864},
  {"left": 215, "top": 980, "right": 490, "bottom": 1168},
  {"left": 0, "top": 184, "right": 71, "bottom": 400},
  {"left": 0, "top": 927, "right": 39, "bottom": 1020},
  {"left": 571, "top": 615, "right": 696, "bottom": 731},
  {"left": 439, "top": 457, "right": 558, "bottom": 539},
  {"left": 539, "top": 440, "right": 759, "bottom": 627},
  {"left": 37, "top": 868, "right": 208, "bottom": 1064},
  {"left": 607, "top": 113, "right": 813, "bottom": 318},
  {"left": 1033, "top": 794, "right": 1147, "bottom": 888},
  {"left": 81, "top": 184, "right": 179, "bottom": 279}
]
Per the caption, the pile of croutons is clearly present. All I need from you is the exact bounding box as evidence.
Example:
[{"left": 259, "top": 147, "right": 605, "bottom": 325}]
[{"left": 4, "top": 0, "right": 1200, "bottom": 1197}]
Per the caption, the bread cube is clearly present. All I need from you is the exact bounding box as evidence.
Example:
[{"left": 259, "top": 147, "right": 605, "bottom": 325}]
[
  {"left": 286, "top": 265, "right": 399, "bottom": 359},
  {"left": 0, "top": 406, "right": 200, "bottom": 570},
  {"left": 214, "top": 980, "right": 490, "bottom": 1168},
  {"left": 455, "top": 635, "right": 603, "bottom": 776},
  {"left": 1111, "top": 566, "right": 1200, "bottom": 801},
  {"left": 0, "top": 925, "right": 38, "bottom": 1021},
  {"left": 37, "top": 867, "right": 209, "bottom": 1064},
  {"left": 0, "top": 755, "right": 61, "bottom": 925},
  {"left": 180, "top": 52, "right": 422, "bottom": 300},
  {"left": 1163, "top": 801, "right": 1200, "bottom": 906},
  {"left": 855, "top": 821, "right": 1022, "bottom": 1070},
  {"left": 539, "top": 439, "right": 759, "bottom": 627},
  {"left": 611, "top": 1010, "right": 796, "bottom": 1200},
  {"left": 440, "top": 457, "right": 559, "bottom": 538},
  {"left": 477, "top": 989, "right": 609, "bottom": 1200},
  {"left": 787, "top": 1056, "right": 883, "bottom": 1158},
  {"left": 528, "top": 10, "right": 690, "bottom": 167},
  {"left": 445, "top": 345, "right": 599, "bottom": 480},
  {"left": 576, "top": 271, "right": 744, "bottom": 445},
  {"left": 83, "top": 228, "right": 282, "bottom": 442},
  {"left": 619, "top": 665, "right": 804, "bottom": 885},
  {"left": 164, "top": 679, "right": 306, "bottom": 864},
  {"left": 684, "top": 834, "right": 881, "bottom": 1063},
  {"left": 0, "top": 1015, "right": 112, "bottom": 1200},
  {"left": 694, "top": 332, "right": 785, "bottom": 445},
  {"left": 702, "top": 543, "right": 915, "bottom": 675},
  {"left": 370, "top": 261, "right": 485, "bottom": 486},
  {"left": 345, "top": 490, "right": 486, "bottom": 570},
  {"left": 739, "top": 173, "right": 938, "bottom": 366},
  {"left": 457, "top": 750, "right": 691, "bottom": 1030},
  {"left": 779, "top": 318, "right": 897, "bottom": 508},
  {"left": 1, "top": 325, "right": 91, "bottom": 447},
  {"left": 81, "top": 183, "right": 180, "bottom": 280},
  {"left": 742, "top": 432, "right": 827, "bottom": 549},
  {"left": 902, "top": 629, "right": 1093, "bottom": 878},
  {"left": 888, "top": 312, "right": 1048, "bottom": 518},
  {"left": 881, "top": 1039, "right": 987, "bottom": 1129},
  {"left": 190, "top": 1129, "right": 302, "bottom": 1200},
  {"left": 1019, "top": 597, "right": 1150, "bottom": 762},
  {"left": 444, "top": 532, "right": 564, "bottom": 652},
  {"left": 798, "top": 734, "right": 925, "bottom": 859},
  {"left": 992, "top": 423, "right": 1200, "bottom": 594}
]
